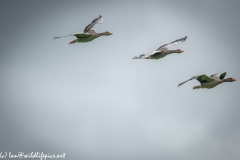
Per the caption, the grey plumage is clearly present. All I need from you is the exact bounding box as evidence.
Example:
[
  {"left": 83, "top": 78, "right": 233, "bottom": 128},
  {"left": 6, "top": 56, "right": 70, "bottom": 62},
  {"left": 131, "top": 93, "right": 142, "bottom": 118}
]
[
  {"left": 133, "top": 36, "right": 187, "bottom": 59},
  {"left": 178, "top": 72, "right": 235, "bottom": 89},
  {"left": 157, "top": 36, "right": 187, "bottom": 51},
  {"left": 209, "top": 72, "right": 227, "bottom": 80},
  {"left": 54, "top": 15, "right": 112, "bottom": 43},
  {"left": 178, "top": 74, "right": 212, "bottom": 87},
  {"left": 54, "top": 33, "right": 90, "bottom": 39},
  {"left": 84, "top": 15, "right": 103, "bottom": 33}
]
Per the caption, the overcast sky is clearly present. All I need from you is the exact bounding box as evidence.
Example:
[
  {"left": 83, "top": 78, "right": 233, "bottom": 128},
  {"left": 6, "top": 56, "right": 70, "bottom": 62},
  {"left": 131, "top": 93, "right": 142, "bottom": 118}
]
[{"left": 0, "top": 0, "right": 240, "bottom": 160}]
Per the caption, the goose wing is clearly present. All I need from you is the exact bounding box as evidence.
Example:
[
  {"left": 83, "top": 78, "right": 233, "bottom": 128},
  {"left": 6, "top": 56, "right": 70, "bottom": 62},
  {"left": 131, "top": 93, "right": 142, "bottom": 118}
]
[
  {"left": 84, "top": 15, "right": 103, "bottom": 33},
  {"left": 157, "top": 36, "right": 187, "bottom": 51},
  {"left": 178, "top": 74, "right": 212, "bottom": 87},
  {"left": 210, "top": 72, "right": 227, "bottom": 80},
  {"left": 196, "top": 74, "right": 213, "bottom": 83},
  {"left": 132, "top": 51, "right": 161, "bottom": 59},
  {"left": 74, "top": 32, "right": 90, "bottom": 38},
  {"left": 54, "top": 32, "right": 89, "bottom": 39}
]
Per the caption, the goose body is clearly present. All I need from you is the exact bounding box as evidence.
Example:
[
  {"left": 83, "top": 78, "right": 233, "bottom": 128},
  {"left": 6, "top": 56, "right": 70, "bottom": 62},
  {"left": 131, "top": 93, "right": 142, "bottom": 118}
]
[
  {"left": 178, "top": 72, "right": 236, "bottom": 89},
  {"left": 54, "top": 15, "right": 112, "bottom": 44},
  {"left": 133, "top": 36, "right": 187, "bottom": 60},
  {"left": 200, "top": 79, "right": 223, "bottom": 89},
  {"left": 68, "top": 31, "right": 112, "bottom": 44}
]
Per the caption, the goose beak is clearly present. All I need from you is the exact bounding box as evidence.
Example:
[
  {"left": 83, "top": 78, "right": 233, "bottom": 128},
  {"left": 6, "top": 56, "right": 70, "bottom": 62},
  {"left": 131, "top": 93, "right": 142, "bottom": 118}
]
[
  {"left": 232, "top": 78, "right": 236, "bottom": 81},
  {"left": 108, "top": 32, "right": 113, "bottom": 35},
  {"left": 180, "top": 50, "right": 184, "bottom": 53}
]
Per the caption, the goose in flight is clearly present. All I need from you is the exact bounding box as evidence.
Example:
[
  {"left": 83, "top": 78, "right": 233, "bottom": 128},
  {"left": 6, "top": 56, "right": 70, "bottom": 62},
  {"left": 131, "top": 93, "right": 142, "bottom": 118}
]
[
  {"left": 178, "top": 72, "right": 236, "bottom": 89},
  {"left": 54, "top": 15, "right": 112, "bottom": 44},
  {"left": 133, "top": 36, "right": 187, "bottom": 59}
]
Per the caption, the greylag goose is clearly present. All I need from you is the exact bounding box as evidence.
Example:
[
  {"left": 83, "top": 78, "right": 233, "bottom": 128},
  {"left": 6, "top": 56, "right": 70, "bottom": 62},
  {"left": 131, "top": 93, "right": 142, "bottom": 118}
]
[
  {"left": 133, "top": 36, "right": 187, "bottom": 59},
  {"left": 178, "top": 72, "right": 236, "bottom": 89},
  {"left": 54, "top": 15, "right": 112, "bottom": 44}
]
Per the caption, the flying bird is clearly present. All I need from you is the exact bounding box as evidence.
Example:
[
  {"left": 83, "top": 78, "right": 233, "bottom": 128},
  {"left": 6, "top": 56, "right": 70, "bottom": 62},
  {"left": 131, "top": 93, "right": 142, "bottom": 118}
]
[
  {"left": 178, "top": 72, "right": 236, "bottom": 89},
  {"left": 133, "top": 36, "right": 187, "bottom": 59},
  {"left": 54, "top": 15, "right": 112, "bottom": 44}
]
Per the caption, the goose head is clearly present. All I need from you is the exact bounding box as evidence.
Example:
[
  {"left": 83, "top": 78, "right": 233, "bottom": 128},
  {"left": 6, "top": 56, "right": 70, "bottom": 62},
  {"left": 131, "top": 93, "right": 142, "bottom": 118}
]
[
  {"left": 102, "top": 31, "right": 112, "bottom": 36},
  {"left": 177, "top": 49, "right": 184, "bottom": 53},
  {"left": 223, "top": 78, "right": 236, "bottom": 82}
]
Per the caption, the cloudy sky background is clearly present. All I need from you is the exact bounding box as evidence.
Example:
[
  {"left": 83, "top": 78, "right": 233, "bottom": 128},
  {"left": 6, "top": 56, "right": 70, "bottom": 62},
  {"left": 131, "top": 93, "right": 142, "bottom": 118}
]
[{"left": 0, "top": 0, "right": 240, "bottom": 159}]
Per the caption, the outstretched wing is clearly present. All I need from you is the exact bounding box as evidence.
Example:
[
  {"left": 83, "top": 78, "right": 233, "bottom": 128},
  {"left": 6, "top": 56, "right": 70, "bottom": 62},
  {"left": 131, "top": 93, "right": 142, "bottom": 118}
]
[
  {"left": 54, "top": 34, "right": 75, "bottom": 39},
  {"left": 210, "top": 72, "right": 227, "bottom": 80},
  {"left": 178, "top": 75, "right": 198, "bottom": 87},
  {"left": 196, "top": 74, "right": 213, "bottom": 83},
  {"left": 74, "top": 32, "right": 90, "bottom": 38},
  {"left": 178, "top": 74, "right": 212, "bottom": 87},
  {"left": 84, "top": 15, "right": 103, "bottom": 33},
  {"left": 157, "top": 36, "right": 187, "bottom": 51},
  {"left": 54, "top": 32, "right": 89, "bottom": 39},
  {"left": 132, "top": 51, "right": 161, "bottom": 59}
]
